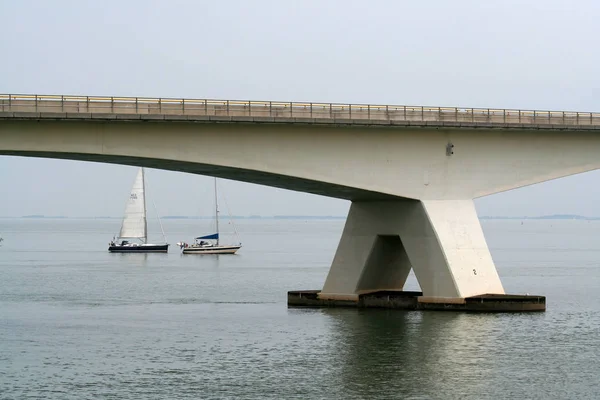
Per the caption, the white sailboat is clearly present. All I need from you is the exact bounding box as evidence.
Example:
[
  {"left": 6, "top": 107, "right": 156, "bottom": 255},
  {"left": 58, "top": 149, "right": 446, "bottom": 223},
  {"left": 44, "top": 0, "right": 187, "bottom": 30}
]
[
  {"left": 178, "top": 178, "right": 241, "bottom": 255},
  {"left": 108, "top": 168, "right": 169, "bottom": 253}
]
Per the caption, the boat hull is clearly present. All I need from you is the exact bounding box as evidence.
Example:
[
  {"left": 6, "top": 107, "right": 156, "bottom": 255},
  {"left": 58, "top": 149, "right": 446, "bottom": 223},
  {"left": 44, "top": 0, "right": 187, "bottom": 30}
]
[
  {"left": 108, "top": 244, "right": 169, "bottom": 253},
  {"left": 182, "top": 245, "right": 241, "bottom": 255}
]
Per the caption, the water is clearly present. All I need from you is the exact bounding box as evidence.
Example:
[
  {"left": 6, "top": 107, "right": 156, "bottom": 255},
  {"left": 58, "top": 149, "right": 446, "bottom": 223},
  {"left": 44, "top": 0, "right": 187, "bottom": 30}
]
[{"left": 1, "top": 218, "right": 599, "bottom": 399}]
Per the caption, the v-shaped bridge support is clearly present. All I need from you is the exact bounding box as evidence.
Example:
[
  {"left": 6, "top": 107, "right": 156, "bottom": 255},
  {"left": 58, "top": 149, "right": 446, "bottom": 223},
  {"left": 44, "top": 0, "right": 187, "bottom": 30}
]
[{"left": 320, "top": 200, "right": 504, "bottom": 301}]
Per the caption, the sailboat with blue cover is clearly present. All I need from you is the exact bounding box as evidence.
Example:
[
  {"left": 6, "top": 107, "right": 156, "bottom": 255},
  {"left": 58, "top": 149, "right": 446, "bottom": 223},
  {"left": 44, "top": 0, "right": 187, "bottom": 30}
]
[{"left": 178, "top": 178, "right": 241, "bottom": 255}]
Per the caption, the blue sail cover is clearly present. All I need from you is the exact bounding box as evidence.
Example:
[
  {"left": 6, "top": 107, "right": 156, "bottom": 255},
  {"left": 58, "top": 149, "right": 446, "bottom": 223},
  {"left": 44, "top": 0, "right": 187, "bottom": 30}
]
[{"left": 196, "top": 233, "right": 219, "bottom": 240}]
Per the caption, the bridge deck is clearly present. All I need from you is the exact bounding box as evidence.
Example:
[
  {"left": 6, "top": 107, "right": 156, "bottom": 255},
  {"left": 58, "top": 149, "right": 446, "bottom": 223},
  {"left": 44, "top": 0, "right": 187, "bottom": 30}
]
[{"left": 1, "top": 94, "right": 599, "bottom": 130}]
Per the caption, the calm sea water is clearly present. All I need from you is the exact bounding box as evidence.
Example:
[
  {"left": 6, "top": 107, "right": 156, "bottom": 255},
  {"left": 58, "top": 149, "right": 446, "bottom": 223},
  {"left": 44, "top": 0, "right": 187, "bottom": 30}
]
[{"left": 1, "top": 218, "right": 599, "bottom": 399}]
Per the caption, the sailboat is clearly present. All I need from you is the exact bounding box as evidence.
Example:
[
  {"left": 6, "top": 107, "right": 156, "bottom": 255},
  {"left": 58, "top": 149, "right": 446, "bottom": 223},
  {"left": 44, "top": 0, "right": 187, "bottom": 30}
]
[
  {"left": 178, "top": 178, "right": 241, "bottom": 255},
  {"left": 108, "top": 168, "right": 169, "bottom": 253}
]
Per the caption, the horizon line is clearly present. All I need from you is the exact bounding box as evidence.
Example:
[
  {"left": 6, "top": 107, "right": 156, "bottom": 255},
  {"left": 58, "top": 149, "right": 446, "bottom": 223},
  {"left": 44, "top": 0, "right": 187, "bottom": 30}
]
[{"left": 1, "top": 213, "right": 599, "bottom": 220}]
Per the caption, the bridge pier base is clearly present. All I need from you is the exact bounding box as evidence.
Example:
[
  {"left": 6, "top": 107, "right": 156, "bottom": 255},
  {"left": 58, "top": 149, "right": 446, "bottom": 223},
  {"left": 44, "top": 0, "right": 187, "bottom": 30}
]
[{"left": 289, "top": 200, "right": 545, "bottom": 312}]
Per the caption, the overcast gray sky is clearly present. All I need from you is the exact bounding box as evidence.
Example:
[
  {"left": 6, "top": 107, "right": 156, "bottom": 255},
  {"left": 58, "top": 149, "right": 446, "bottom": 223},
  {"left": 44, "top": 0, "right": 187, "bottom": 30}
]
[{"left": 1, "top": 0, "right": 599, "bottom": 217}]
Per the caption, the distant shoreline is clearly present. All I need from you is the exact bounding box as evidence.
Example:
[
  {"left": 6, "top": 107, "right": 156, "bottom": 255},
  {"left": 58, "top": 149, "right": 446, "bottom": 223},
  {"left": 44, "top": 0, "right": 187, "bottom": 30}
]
[
  {"left": 1, "top": 214, "right": 598, "bottom": 220},
  {"left": 479, "top": 214, "right": 600, "bottom": 220},
  {"left": 4, "top": 215, "right": 348, "bottom": 220}
]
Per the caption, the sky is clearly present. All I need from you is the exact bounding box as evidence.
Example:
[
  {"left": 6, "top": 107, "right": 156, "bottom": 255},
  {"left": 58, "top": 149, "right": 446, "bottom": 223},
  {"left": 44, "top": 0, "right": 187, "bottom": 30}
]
[{"left": 1, "top": 0, "right": 599, "bottom": 217}]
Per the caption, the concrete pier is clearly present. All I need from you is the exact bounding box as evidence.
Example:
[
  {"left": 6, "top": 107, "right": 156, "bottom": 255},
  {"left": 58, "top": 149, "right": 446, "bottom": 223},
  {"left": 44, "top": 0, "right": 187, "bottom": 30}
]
[{"left": 288, "top": 290, "right": 546, "bottom": 312}]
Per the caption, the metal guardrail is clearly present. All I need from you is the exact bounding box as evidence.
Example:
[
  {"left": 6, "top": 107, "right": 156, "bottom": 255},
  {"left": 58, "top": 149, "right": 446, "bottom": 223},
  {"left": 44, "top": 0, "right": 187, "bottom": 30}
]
[{"left": 1, "top": 94, "right": 599, "bottom": 126}]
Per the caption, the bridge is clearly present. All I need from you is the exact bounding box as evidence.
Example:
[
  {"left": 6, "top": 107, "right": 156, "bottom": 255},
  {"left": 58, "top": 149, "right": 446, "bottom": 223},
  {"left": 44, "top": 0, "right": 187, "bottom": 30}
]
[
  {"left": 2, "top": 94, "right": 599, "bottom": 128},
  {"left": 3, "top": 94, "right": 600, "bottom": 311}
]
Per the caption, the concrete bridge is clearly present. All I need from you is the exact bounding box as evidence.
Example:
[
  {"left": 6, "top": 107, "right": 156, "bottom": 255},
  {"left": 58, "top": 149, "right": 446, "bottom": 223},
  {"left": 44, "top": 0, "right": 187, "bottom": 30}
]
[{"left": 2, "top": 94, "right": 600, "bottom": 311}]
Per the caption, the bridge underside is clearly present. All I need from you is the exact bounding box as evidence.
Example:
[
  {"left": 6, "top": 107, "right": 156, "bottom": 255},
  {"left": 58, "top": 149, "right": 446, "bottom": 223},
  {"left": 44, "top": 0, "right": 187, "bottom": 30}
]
[{"left": 0, "top": 150, "right": 397, "bottom": 201}]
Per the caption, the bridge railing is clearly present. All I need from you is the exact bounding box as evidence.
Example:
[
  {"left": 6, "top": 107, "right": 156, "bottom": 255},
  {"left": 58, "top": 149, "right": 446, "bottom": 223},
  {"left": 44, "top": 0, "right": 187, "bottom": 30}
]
[{"left": 1, "top": 94, "right": 599, "bottom": 126}]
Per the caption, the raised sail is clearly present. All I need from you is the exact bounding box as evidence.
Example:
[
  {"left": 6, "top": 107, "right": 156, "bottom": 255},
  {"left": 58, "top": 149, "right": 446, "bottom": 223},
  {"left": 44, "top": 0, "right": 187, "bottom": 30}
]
[
  {"left": 118, "top": 168, "right": 147, "bottom": 242},
  {"left": 109, "top": 168, "right": 168, "bottom": 253}
]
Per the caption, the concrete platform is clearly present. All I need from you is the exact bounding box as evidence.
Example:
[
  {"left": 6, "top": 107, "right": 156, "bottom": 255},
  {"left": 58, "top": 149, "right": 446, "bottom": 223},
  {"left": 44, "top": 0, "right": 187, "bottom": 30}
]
[{"left": 288, "top": 290, "right": 545, "bottom": 312}]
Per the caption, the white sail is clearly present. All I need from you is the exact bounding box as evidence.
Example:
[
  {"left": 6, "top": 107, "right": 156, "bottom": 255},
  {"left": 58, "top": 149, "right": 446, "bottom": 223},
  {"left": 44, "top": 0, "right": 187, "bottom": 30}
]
[{"left": 118, "top": 168, "right": 147, "bottom": 241}]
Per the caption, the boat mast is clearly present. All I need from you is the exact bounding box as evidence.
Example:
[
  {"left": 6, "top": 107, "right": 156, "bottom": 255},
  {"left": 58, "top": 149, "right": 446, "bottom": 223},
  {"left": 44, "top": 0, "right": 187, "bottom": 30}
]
[
  {"left": 154, "top": 199, "right": 167, "bottom": 244},
  {"left": 214, "top": 177, "right": 219, "bottom": 246},
  {"left": 142, "top": 167, "right": 148, "bottom": 244}
]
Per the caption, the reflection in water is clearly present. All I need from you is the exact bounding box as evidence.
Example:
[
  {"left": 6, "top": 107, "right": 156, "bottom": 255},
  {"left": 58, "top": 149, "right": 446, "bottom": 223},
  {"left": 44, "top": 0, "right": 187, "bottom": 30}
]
[
  {"left": 325, "top": 309, "right": 420, "bottom": 398},
  {"left": 207, "top": 254, "right": 222, "bottom": 268},
  {"left": 412, "top": 312, "right": 499, "bottom": 398},
  {"left": 322, "top": 310, "right": 501, "bottom": 399},
  {"left": 115, "top": 252, "right": 149, "bottom": 267},
  {"left": 179, "top": 253, "right": 224, "bottom": 268}
]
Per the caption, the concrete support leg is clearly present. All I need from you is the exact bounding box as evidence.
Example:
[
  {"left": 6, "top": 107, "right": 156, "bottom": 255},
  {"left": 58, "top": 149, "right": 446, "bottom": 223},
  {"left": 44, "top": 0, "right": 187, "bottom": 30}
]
[{"left": 320, "top": 199, "right": 505, "bottom": 301}]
